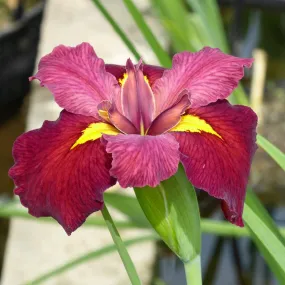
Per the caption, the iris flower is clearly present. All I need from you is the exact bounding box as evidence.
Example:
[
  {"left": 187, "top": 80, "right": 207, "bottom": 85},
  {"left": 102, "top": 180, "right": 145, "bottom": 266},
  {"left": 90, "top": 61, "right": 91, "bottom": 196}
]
[{"left": 9, "top": 43, "right": 257, "bottom": 235}]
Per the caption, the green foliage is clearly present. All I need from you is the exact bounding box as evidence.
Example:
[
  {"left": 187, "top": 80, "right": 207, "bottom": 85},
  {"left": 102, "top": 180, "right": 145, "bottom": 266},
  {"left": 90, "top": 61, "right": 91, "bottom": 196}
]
[
  {"left": 26, "top": 234, "right": 158, "bottom": 285},
  {"left": 244, "top": 191, "right": 285, "bottom": 283},
  {"left": 135, "top": 165, "right": 201, "bottom": 263}
]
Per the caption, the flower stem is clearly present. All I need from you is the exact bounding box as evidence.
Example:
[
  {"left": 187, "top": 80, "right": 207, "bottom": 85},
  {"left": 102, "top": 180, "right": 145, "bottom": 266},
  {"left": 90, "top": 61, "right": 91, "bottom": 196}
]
[
  {"left": 101, "top": 204, "right": 141, "bottom": 285},
  {"left": 184, "top": 255, "right": 202, "bottom": 285}
]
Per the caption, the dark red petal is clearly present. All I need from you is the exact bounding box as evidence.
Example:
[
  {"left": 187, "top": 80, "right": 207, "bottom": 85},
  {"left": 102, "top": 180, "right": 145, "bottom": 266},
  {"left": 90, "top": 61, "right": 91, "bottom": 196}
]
[
  {"left": 103, "top": 133, "right": 180, "bottom": 188},
  {"left": 172, "top": 100, "right": 257, "bottom": 226},
  {"left": 147, "top": 91, "right": 190, "bottom": 135},
  {"left": 30, "top": 43, "right": 119, "bottom": 118},
  {"left": 142, "top": 64, "right": 166, "bottom": 85},
  {"left": 9, "top": 110, "right": 116, "bottom": 235},
  {"left": 105, "top": 64, "right": 126, "bottom": 80},
  {"left": 106, "top": 63, "right": 165, "bottom": 86}
]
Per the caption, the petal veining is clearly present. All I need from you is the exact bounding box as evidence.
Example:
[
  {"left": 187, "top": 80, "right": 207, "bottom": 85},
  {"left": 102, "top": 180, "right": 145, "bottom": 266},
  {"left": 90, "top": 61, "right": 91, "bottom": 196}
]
[
  {"left": 104, "top": 133, "right": 180, "bottom": 188},
  {"left": 152, "top": 47, "right": 253, "bottom": 115},
  {"left": 9, "top": 110, "right": 116, "bottom": 235},
  {"left": 121, "top": 59, "right": 155, "bottom": 133},
  {"left": 172, "top": 100, "right": 257, "bottom": 226},
  {"left": 31, "top": 43, "right": 120, "bottom": 118}
]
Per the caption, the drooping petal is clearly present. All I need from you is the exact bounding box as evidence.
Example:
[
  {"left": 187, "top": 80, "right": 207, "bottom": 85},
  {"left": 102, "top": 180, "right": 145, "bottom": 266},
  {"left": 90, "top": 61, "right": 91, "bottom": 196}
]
[
  {"left": 103, "top": 134, "right": 180, "bottom": 188},
  {"left": 171, "top": 100, "right": 257, "bottom": 226},
  {"left": 152, "top": 47, "right": 253, "bottom": 114},
  {"left": 9, "top": 110, "right": 116, "bottom": 235},
  {"left": 30, "top": 43, "right": 119, "bottom": 118},
  {"left": 121, "top": 59, "right": 155, "bottom": 132},
  {"left": 147, "top": 91, "right": 190, "bottom": 135}
]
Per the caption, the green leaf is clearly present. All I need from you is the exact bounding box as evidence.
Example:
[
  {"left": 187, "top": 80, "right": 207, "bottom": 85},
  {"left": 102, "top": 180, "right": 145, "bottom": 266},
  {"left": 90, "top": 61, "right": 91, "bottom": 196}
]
[
  {"left": 91, "top": 0, "right": 140, "bottom": 60},
  {"left": 104, "top": 192, "right": 150, "bottom": 228},
  {"left": 186, "top": 0, "right": 228, "bottom": 52},
  {"left": 26, "top": 234, "right": 158, "bottom": 285},
  {"left": 0, "top": 204, "right": 141, "bottom": 229},
  {"left": 244, "top": 190, "right": 285, "bottom": 283},
  {"left": 151, "top": 0, "right": 195, "bottom": 51},
  {"left": 123, "top": 0, "right": 172, "bottom": 67},
  {"left": 134, "top": 165, "right": 201, "bottom": 263},
  {"left": 101, "top": 205, "right": 141, "bottom": 285},
  {"left": 257, "top": 134, "right": 285, "bottom": 171}
]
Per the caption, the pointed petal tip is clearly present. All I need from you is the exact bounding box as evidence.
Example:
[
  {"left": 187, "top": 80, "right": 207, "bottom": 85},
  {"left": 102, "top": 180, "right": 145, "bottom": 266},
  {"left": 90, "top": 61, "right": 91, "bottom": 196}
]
[{"left": 221, "top": 200, "right": 244, "bottom": 227}]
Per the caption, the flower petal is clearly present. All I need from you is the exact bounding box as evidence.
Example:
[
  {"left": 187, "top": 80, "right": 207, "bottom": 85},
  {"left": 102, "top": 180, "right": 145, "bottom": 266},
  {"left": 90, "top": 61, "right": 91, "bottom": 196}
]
[
  {"left": 171, "top": 100, "right": 257, "bottom": 226},
  {"left": 106, "top": 63, "right": 165, "bottom": 86},
  {"left": 103, "top": 134, "right": 180, "bottom": 188},
  {"left": 142, "top": 64, "right": 165, "bottom": 85},
  {"left": 147, "top": 91, "right": 190, "bottom": 135},
  {"left": 152, "top": 47, "right": 253, "bottom": 114},
  {"left": 31, "top": 43, "right": 119, "bottom": 118},
  {"left": 9, "top": 110, "right": 116, "bottom": 235},
  {"left": 97, "top": 101, "right": 139, "bottom": 134},
  {"left": 105, "top": 64, "right": 126, "bottom": 80},
  {"left": 121, "top": 59, "right": 155, "bottom": 132}
]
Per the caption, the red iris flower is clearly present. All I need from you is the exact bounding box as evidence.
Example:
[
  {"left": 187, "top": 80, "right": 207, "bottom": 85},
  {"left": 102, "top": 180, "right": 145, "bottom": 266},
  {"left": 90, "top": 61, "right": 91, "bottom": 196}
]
[{"left": 9, "top": 43, "right": 257, "bottom": 235}]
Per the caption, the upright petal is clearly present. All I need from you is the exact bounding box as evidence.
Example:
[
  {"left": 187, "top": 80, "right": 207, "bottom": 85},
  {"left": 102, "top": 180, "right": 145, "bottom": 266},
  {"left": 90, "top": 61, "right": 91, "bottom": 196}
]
[
  {"left": 153, "top": 47, "right": 253, "bottom": 114},
  {"left": 31, "top": 43, "right": 119, "bottom": 118},
  {"left": 104, "top": 134, "right": 180, "bottom": 188},
  {"left": 171, "top": 100, "right": 257, "bottom": 226},
  {"left": 9, "top": 111, "right": 116, "bottom": 235},
  {"left": 121, "top": 59, "right": 155, "bottom": 132}
]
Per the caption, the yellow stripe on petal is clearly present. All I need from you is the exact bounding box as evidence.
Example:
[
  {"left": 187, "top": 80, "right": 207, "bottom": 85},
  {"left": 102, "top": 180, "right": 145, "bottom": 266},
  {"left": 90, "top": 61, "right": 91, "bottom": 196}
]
[
  {"left": 71, "top": 122, "right": 120, "bottom": 150},
  {"left": 170, "top": 114, "right": 222, "bottom": 139}
]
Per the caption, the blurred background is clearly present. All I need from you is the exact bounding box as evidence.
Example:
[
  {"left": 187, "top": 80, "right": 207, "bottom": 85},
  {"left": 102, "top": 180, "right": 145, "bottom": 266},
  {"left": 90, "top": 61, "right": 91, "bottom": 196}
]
[{"left": 0, "top": 0, "right": 284, "bottom": 284}]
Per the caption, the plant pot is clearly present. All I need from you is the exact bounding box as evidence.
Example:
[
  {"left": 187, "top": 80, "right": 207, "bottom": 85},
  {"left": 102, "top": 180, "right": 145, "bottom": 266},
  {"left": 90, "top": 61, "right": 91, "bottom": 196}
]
[{"left": 0, "top": 0, "right": 46, "bottom": 277}]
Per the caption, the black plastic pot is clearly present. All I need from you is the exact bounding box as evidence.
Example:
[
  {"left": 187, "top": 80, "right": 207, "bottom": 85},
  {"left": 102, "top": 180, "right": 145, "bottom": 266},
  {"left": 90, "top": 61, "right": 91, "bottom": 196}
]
[
  {"left": 0, "top": 0, "right": 46, "bottom": 278},
  {"left": 0, "top": 1, "right": 45, "bottom": 124}
]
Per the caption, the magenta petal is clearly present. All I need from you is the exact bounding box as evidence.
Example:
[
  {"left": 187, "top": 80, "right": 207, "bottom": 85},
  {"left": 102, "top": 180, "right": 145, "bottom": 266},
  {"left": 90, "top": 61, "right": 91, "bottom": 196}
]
[
  {"left": 153, "top": 47, "right": 253, "bottom": 114},
  {"left": 31, "top": 43, "right": 119, "bottom": 118},
  {"left": 97, "top": 101, "right": 139, "bottom": 134},
  {"left": 104, "top": 134, "right": 180, "bottom": 188},
  {"left": 9, "top": 110, "right": 116, "bottom": 235},
  {"left": 121, "top": 59, "right": 155, "bottom": 131},
  {"left": 172, "top": 100, "right": 257, "bottom": 226},
  {"left": 147, "top": 91, "right": 190, "bottom": 135}
]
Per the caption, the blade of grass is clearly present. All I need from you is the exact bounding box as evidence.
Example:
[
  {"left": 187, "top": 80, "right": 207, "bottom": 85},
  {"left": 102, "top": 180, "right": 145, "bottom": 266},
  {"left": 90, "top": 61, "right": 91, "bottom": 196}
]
[
  {"left": 101, "top": 204, "right": 141, "bottom": 285},
  {"left": 91, "top": 0, "right": 140, "bottom": 60},
  {"left": 0, "top": 206, "right": 141, "bottom": 229},
  {"left": 2, "top": 200, "right": 285, "bottom": 238},
  {"left": 151, "top": 0, "right": 195, "bottom": 51},
  {"left": 26, "top": 234, "right": 158, "bottom": 285},
  {"left": 104, "top": 192, "right": 150, "bottom": 228},
  {"left": 186, "top": 0, "right": 228, "bottom": 52},
  {"left": 123, "top": 0, "right": 171, "bottom": 67},
  {"left": 257, "top": 134, "right": 285, "bottom": 171},
  {"left": 244, "top": 190, "right": 285, "bottom": 284}
]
